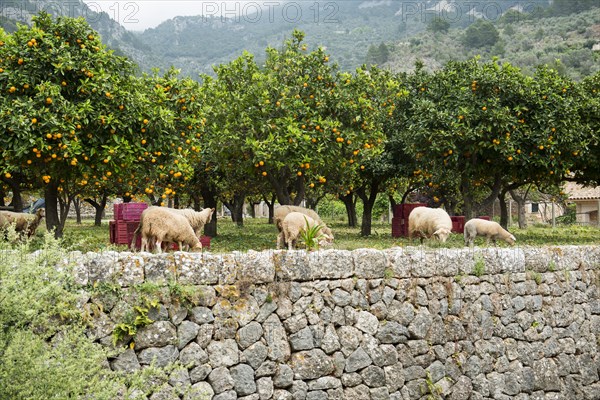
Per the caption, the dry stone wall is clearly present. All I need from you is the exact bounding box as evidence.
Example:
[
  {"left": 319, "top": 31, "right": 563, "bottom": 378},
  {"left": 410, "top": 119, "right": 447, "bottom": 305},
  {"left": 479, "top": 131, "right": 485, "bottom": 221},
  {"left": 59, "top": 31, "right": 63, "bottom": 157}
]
[{"left": 70, "top": 245, "right": 600, "bottom": 399}]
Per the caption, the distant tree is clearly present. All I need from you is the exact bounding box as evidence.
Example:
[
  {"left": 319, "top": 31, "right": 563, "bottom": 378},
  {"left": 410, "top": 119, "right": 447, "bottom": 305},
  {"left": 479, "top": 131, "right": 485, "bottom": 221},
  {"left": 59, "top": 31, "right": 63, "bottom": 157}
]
[
  {"left": 462, "top": 20, "right": 500, "bottom": 49},
  {"left": 552, "top": 0, "right": 597, "bottom": 16},
  {"left": 500, "top": 10, "right": 525, "bottom": 24},
  {"left": 502, "top": 24, "right": 516, "bottom": 37},
  {"left": 427, "top": 18, "right": 450, "bottom": 34},
  {"left": 378, "top": 42, "right": 390, "bottom": 64},
  {"left": 365, "top": 42, "right": 390, "bottom": 65}
]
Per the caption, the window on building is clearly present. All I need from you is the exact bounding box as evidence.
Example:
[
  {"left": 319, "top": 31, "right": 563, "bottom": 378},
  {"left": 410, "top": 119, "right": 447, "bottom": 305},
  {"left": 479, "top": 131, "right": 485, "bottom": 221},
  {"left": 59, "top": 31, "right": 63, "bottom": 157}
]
[{"left": 531, "top": 203, "right": 539, "bottom": 213}]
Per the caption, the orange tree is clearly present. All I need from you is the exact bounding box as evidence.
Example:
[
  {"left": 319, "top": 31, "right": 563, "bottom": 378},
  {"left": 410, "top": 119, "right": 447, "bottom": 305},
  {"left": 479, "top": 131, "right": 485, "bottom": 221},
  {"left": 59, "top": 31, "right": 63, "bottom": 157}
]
[
  {"left": 197, "top": 30, "right": 386, "bottom": 230},
  {"left": 331, "top": 66, "right": 400, "bottom": 235},
  {"left": 251, "top": 30, "right": 384, "bottom": 209},
  {"left": 576, "top": 70, "right": 600, "bottom": 186},
  {"left": 0, "top": 13, "right": 174, "bottom": 236},
  {"left": 198, "top": 53, "right": 266, "bottom": 227},
  {"left": 389, "top": 58, "right": 591, "bottom": 220}
]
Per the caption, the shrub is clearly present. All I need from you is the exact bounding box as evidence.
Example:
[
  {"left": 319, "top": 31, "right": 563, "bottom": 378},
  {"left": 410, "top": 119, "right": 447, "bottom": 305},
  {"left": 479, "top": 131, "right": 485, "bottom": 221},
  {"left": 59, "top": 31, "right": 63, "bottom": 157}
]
[{"left": 0, "top": 233, "right": 121, "bottom": 399}]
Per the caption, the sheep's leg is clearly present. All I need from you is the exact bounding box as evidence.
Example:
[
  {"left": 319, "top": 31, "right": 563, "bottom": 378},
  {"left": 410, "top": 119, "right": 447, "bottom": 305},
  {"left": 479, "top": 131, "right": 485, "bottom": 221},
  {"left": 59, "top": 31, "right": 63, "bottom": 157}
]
[
  {"left": 155, "top": 240, "right": 163, "bottom": 253},
  {"left": 276, "top": 232, "right": 285, "bottom": 249},
  {"left": 288, "top": 238, "right": 294, "bottom": 251}
]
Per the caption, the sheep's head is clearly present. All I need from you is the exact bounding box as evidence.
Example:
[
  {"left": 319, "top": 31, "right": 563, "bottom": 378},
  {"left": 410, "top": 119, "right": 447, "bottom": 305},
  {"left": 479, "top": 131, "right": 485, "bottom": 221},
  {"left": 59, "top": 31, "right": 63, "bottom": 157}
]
[
  {"left": 190, "top": 243, "right": 203, "bottom": 252},
  {"left": 433, "top": 228, "right": 452, "bottom": 243},
  {"left": 36, "top": 208, "right": 45, "bottom": 219},
  {"left": 322, "top": 226, "right": 334, "bottom": 241},
  {"left": 505, "top": 234, "right": 516, "bottom": 246},
  {"left": 318, "top": 233, "right": 334, "bottom": 249},
  {"left": 200, "top": 207, "right": 215, "bottom": 224}
]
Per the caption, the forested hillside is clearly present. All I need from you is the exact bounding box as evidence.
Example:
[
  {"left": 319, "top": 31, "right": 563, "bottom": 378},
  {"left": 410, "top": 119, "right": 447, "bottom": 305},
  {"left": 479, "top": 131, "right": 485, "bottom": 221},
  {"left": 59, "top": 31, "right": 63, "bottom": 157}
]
[
  {"left": 385, "top": 5, "right": 600, "bottom": 80},
  {"left": 1, "top": 0, "right": 597, "bottom": 78}
]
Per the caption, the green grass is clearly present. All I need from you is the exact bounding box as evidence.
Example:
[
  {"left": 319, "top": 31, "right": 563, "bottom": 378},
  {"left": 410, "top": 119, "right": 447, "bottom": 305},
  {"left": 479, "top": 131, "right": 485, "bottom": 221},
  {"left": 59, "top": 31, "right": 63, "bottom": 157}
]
[{"left": 31, "top": 217, "right": 599, "bottom": 254}]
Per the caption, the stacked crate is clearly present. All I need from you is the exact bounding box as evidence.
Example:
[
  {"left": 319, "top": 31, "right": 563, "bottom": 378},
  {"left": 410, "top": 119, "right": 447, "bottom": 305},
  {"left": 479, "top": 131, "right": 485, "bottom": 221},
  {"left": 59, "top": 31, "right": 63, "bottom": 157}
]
[
  {"left": 109, "top": 203, "right": 148, "bottom": 249},
  {"left": 451, "top": 215, "right": 491, "bottom": 234},
  {"left": 391, "top": 203, "right": 426, "bottom": 238},
  {"left": 450, "top": 216, "right": 466, "bottom": 234}
]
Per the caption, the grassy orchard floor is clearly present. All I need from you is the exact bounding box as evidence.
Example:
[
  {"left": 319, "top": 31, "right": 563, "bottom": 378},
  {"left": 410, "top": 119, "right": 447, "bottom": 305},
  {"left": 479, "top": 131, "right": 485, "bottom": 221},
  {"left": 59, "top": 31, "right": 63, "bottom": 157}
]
[{"left": 45, "top": 217, "right": 600, "bottom": 253}]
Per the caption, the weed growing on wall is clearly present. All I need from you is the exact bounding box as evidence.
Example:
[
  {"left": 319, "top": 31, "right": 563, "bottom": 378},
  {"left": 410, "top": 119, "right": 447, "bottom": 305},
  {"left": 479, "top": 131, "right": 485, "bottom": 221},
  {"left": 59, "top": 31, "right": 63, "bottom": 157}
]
[{"left": 473, "top": 255, "right": 486, "bottom": 277}]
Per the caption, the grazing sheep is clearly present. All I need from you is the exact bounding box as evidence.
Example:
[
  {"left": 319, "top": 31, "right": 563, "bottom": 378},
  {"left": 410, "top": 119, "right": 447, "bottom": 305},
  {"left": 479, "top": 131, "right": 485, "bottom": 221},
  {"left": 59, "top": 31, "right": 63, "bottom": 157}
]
[
  {"left": 132, "top": 207, "right": 214, "bottom": 252},
  {"left": 170, "top": 207, "right": 215, "bottom": 237},
  {"left": 0, "top": 208, "right": 45, "bottom": 238},
  {"left": 278, "top": 211, "right": 334, "bottom": 250},
  {"left": 274, "top": 205, "right": 334, "bottom": 247},
  {"left": 408, "top": 206, "right": 452, "bottom": 244},
  {"left": 135, "top": 207, "right": 202, "bottom": 253},
  {"left": 464, "top": 218, "right": 516, "bottom": 247}
]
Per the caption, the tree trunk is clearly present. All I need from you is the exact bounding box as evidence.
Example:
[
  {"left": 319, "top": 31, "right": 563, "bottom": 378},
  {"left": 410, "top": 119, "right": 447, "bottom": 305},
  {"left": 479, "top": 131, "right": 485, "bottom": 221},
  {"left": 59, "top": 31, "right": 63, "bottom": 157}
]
[
  {"left": 510, "top": 189, "right": 529, "bottom": 229},
  {"left": 73, "top": 197, "right": 82, "bottom": 224},
  {"left": 498, "top": 191, "right": 509, "bottom": 229},
  {"left": 0, "top": 186, "right": 5, "bottom": 207},
  {"left": 45, "top": 181, "right": 62, "bottom": 238},
  {"left": 191, "top": 194, "right": 202, "bottom": 211},
  {"left": 201, "top": 185, "right": 218, "bottom": 237},
  {"left": 248, "top": 202, "right": 258, "bottom": 218},
  {"left": 357, "top": 180, "right": 380, "bottom": 237},
  {"left": 5, "top": 180, "right": 23, "bottom": 212},
  {"left": 233, "top": 195, "right": 245, "bottom": 227},
  {"left": 460, "top": 175, "right": 474, "bottom": 220},
  {"left": 85, "top": 194, "right": 108, "bottom": 227},
  {"left": 58, "top": 192, "right": 73, "bottom": 233},
  {"left": 262, "top": 193, "right": 276, "bottom": 224},
  {"left": 340, "top": 193, "right": 357, "bottom": 227},
  {"left": 224, "top": 193, "right": 246, "bottom": 227},
  {"left": 267, "top": 170, "right": 293, "bottom": 205}
]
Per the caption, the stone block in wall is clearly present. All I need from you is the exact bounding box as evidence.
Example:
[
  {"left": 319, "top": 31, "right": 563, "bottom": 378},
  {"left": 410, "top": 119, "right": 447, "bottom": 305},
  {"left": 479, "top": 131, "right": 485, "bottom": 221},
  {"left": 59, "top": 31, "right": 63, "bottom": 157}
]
[
  {"left": 308, "top": 250, "right": 355, "bottom": 280},
  {"left": 170, "top": 252, "right": 218, "bottom": 285},
  {"left": 273, "top": 250, "right": 310, "bottom": 281},
  {"left": 291, "top": 349, "right": 335, "bottom": 380},
  {"left": 135, "top": 320, "right": 177, "bottom": 350},
  {"left": 235, "top": 250, "right": 275, "bottom": 284},
  {"left": 144, "top": 253, "right": 177, "bottom": 284},
  {"left": 353, "top": 249, "right": 388, "bottom": 279},
  {"left": 138, "top": 345, "right": 179, "bottom": 368}
]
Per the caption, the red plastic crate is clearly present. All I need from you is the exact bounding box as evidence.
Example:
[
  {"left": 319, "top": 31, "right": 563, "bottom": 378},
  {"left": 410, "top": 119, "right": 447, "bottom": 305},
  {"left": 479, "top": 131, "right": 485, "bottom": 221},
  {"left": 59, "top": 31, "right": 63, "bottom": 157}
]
[
  {"left": 392, "top": 203, "right": 426, "bottom": 219},
  {"left": 391, "top": 217, "right": 408, "bottom": 238},
  {"left": 391, "top": 203, "right": 426, "bottom": 238},
  {"left": 114, "top": 202, "right": 148, "bottom": 221},
  {"left": 109, "top": 220, "right": 141, "bottom": 246},
  {"left": 451, "top": 216, "right": 466, "bottom": 233}
]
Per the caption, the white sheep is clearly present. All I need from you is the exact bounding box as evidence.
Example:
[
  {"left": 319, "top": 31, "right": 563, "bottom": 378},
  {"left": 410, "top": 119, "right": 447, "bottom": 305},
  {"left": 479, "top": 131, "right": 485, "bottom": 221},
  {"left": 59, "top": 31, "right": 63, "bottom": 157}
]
[
  {"left": 0, "top": 208, "right": 45, "bottom": 238},
  {"left": 408, "top": 206, "right": 453, "bottom": 244},
  {"left": 274, "top": 205, "right": 334, "bottom": 248},
  {"left": 170, "top": 207, "right": 215, "bottom": 238},
  {"left": 464, "top": 218, "right": 516, "bottom": 247},
  {"left": 132, "top": 207, "right": 214, "bottom": 252},
  {"left": 135, "top": 207, "right": 203, "bottom": 253},
  {"left": 278, "top": 211, "right": 334, "bottom": 250}
]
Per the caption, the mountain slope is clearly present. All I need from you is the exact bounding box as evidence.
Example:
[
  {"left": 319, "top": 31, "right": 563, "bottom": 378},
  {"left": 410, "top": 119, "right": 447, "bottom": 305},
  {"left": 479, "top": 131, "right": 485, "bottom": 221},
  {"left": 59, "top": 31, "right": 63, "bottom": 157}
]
[
  {"left": 385, "top": 6, "right": 600, "bottom": 80},
  {"left": 0, "top": 0, "right": 158, "bottom": 70}
]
